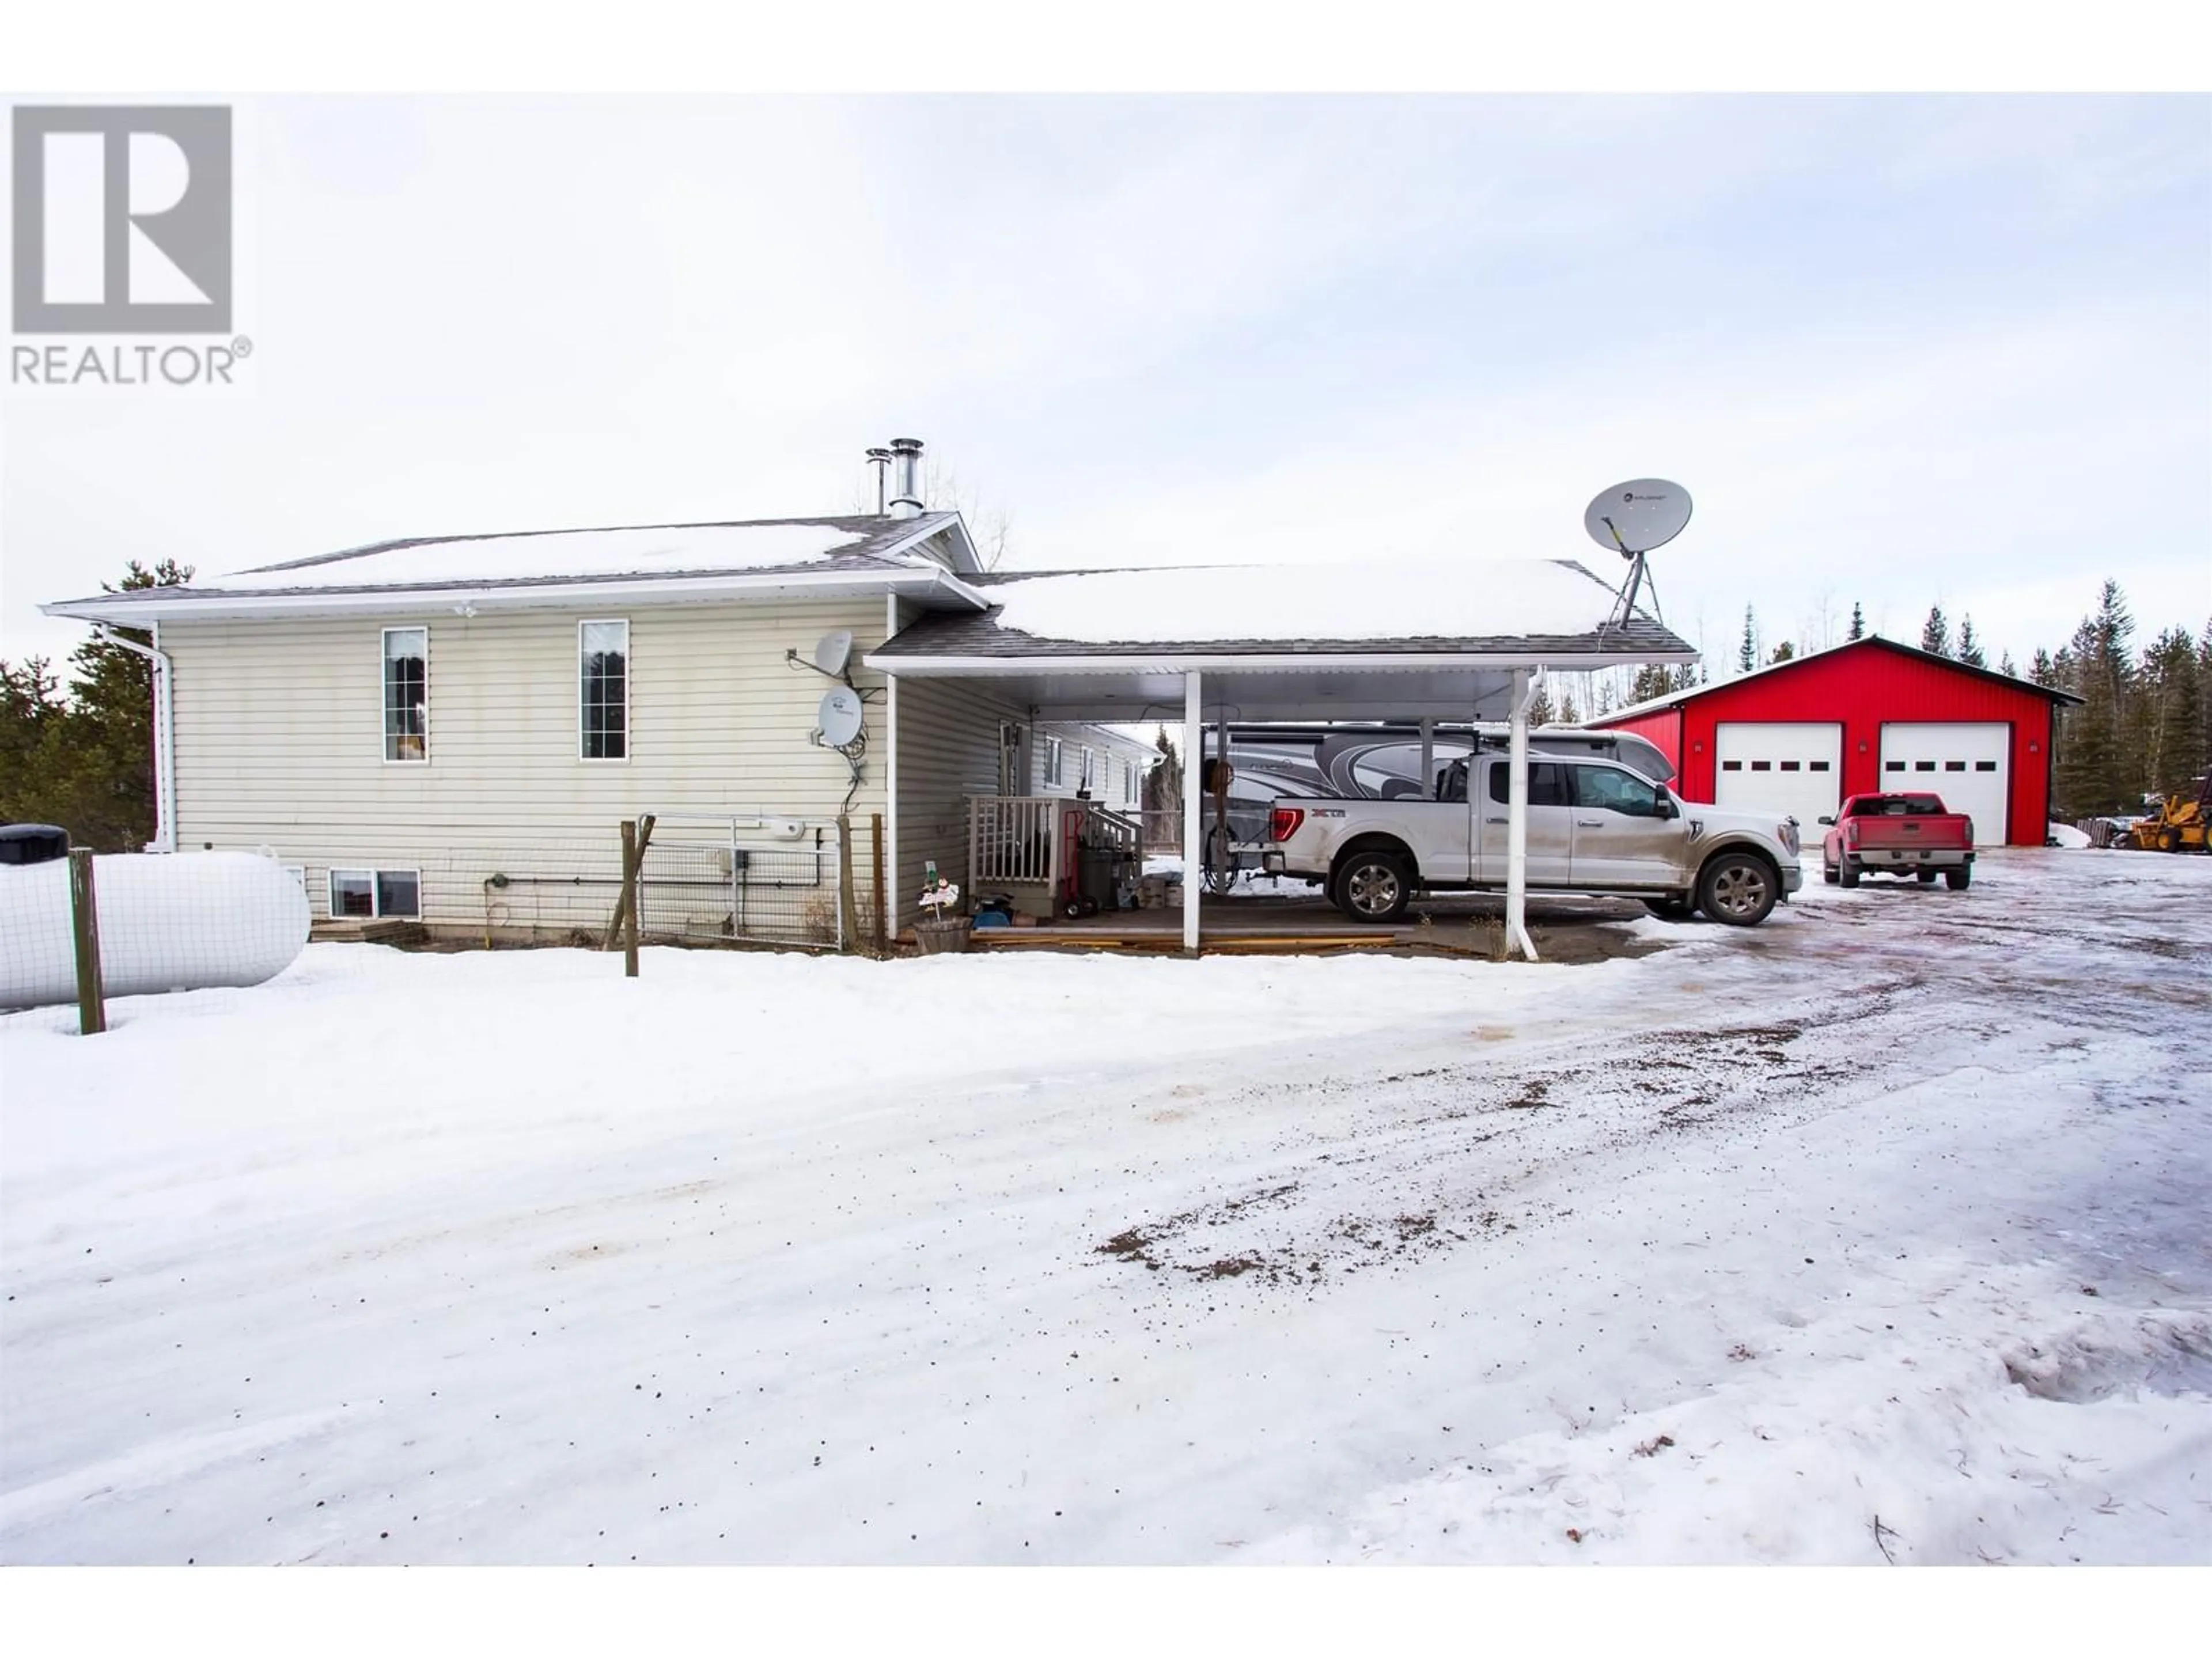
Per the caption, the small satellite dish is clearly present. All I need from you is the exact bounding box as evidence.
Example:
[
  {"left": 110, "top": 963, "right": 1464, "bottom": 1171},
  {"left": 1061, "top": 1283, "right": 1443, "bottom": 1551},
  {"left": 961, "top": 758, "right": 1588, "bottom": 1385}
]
[
  {"left": 1584, "top": 480, "right": 1693, "bottom": 559},
  {"left": 813, "top": 630, "right": 854, "bottom": 678},
  {"left": 817, "top": 687, "right": 864, "bottom": 748}
]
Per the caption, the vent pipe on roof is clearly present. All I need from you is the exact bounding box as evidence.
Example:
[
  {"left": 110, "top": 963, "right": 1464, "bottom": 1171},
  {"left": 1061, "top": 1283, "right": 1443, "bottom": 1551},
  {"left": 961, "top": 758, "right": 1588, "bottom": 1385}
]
[
  {"left": 888, "top": 437, "right": 924, "bottom": 520},
  {"left": 865, "top": 447, "right": 893, "bottom": 515}
]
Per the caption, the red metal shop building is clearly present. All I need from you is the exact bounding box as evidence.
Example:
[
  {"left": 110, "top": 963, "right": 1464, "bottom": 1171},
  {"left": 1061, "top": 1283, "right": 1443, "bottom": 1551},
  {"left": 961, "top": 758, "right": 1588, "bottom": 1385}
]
[{"left": 1590, "top": 637, "right": 2081, "bottom": 847}]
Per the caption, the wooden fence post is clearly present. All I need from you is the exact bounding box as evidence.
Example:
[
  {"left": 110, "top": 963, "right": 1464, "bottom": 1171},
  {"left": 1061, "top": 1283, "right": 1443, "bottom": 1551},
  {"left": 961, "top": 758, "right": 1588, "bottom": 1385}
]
[
  {"left": 608, "top": 815, "right": 656, "bottom": 972},
  {"left": 619, "top": 820, "right": 641, "bottom": 978},
  {"left": 870, "top": 813, "right": 887, "bottom": 956},
  {"left": 835, "top": 814, "right": 859, "bottom": 955},
  {"left": 69, "top": 848, "right": 106, "bottom": 1036}
]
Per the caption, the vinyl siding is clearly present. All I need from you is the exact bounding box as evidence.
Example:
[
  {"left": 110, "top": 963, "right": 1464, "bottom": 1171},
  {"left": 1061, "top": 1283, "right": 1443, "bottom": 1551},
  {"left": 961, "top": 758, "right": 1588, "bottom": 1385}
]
[
  {"left": 887, "top": 683, "right": 1156, "bottom": 933},
  {"left": 160, "top": 598, "right": 893, "bottom": 927},
  {"left": 890, "top": 676, "right": 1028, "bottom": 932}
]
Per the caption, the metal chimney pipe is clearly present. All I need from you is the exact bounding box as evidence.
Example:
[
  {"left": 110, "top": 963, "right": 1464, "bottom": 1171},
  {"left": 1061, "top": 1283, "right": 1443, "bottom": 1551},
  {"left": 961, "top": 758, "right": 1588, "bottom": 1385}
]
[
  {"left": 865, "top": 447, "right": 893, "bottom": 516},
  {"left": 888, "top": 437, "right": 924, "bottom": 520}
]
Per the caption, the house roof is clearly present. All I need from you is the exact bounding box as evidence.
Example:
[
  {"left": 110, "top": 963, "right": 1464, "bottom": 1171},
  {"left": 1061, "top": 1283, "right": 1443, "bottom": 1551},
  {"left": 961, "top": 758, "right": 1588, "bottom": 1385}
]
[
  {"left": 41, "top": 512, "right": 987, "bottom": 624},
  {"left": 1589, "top": 634, "right": 2085, "bottom": 725},
  {"left": 871, "top": 560, "right": 1692, "bottom": 665}
]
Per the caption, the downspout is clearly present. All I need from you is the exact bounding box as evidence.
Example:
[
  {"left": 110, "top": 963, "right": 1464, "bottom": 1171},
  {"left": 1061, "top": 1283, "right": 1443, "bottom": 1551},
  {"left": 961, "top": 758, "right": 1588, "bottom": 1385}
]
[
  {"left": 1505, "top": 669, "right": 1540, "bottom": 962},
  {"left": 94, "top": 623, "right": 176, "bottom": 853}
]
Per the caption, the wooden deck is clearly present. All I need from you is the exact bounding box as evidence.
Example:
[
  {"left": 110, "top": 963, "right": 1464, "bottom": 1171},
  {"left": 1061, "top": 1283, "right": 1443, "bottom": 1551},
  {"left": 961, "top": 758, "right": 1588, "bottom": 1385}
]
[{"left": 958, "top": 888, "right": 1651, "bottom": 957}]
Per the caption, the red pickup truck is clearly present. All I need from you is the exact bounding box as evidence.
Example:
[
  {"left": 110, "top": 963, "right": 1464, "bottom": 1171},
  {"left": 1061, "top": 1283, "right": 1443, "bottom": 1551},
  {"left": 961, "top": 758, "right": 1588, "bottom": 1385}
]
[{"left": 1819, "top": 793, "right": 1975, "bottom": 890}]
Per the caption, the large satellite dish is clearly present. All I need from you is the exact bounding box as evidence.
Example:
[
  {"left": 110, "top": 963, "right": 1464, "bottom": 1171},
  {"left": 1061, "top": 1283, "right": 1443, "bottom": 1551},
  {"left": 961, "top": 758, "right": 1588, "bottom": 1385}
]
[
  {"left": 813, "top": 630, "right": 854, "bottom": 678},
  {"left": 817, "top": 687, "right": 864, "bottom": 749},
  {"left": 1584, "top": 480, "right": 1693, "bottom": 560}
]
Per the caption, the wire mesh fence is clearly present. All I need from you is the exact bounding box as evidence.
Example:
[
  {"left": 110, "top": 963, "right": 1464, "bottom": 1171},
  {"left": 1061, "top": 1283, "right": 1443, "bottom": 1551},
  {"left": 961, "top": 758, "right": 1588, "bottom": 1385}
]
[{"left": 379, "top": 818, "right": 872, "bottom": 952}]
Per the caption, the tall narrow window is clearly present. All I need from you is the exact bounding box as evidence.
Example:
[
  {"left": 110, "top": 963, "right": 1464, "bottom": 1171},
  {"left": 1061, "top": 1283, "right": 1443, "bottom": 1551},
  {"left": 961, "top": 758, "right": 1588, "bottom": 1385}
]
[
  {"left": 1044, "top": 736, "right": 1063, "bottom": 786},
  {"left": 383, "top": 627, "right": 427, "bottom": 762},
  {"left": 581, "top": 620, "right": 628, "bottom": 760}
]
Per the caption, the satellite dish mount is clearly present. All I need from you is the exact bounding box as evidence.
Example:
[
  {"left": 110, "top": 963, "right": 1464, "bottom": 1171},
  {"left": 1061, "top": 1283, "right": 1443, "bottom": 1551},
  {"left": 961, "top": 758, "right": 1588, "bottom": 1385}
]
[
  {"left": 1584, "top": 479, "right": 1692, "bottom": 630},
  {"left": 788, "top": 628, "right": 857, "bottom": 687}
]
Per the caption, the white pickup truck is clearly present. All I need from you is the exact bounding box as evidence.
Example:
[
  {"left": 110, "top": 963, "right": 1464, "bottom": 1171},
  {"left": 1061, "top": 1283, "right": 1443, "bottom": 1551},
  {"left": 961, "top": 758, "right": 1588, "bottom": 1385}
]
[{"left": 1264, "top": 751, "right": 1804, "bottom": 926}]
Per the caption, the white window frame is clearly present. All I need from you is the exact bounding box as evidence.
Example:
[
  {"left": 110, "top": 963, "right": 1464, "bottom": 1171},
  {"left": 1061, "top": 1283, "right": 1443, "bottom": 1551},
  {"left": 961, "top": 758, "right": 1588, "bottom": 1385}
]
[
  {"left": 1044, "top": 734, "right": 1063, "bottom": 787},
  {"left": 578, "top": 618, "right": 630, "bottom": 763},
  {"left": 381, "top": 626, "right": 430, "bottom": 765},
  {"left": 328, "top": 866, "right": 423, "bottom": 920},
  {"left": 1080, "top": 745, "right": 1094, "bottom": 791}
]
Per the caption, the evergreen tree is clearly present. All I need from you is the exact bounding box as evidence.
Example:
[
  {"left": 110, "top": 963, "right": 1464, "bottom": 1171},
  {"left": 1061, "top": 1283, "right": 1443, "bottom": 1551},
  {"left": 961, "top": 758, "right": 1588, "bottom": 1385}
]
[
  {"left": 2031, "top": 647, "right": 2058, "bottom": 688},
  {"left": 1527, "top": 684, "right": 1556, "bottom": 727},
  {"left": 1557, "top": 689, "right": 1581, "bottom": 725},
  {"left": 2052, "top": 583, "right": 2139, "bottom": 817},
  {"left": 1847, "top": 602, "right": 1865, "bottom": 642},
  {"left": 0, "top": 559, "right": 191, "bottom": 849},
  {"left": 1956, "top": 616, "right": 1986, "bottom": 669},
  {"left": 1626, "top": 663, "right": 1675, "bottom": 703},
  {"left": 1920, "top": 605, "right": 1951, "bottom": 658},
  {"left": 1738, "top": 607, "right": 1756, "bottom": 674},
  {"left": 1769, "top": 641, "right": 1796, "bottom": 664},
  {"left": 2142, "top": 627, "right": 2205, "bottom": 796},
  {"left": 1998, "top": 650, "right": 2018, "bottom": 680}
]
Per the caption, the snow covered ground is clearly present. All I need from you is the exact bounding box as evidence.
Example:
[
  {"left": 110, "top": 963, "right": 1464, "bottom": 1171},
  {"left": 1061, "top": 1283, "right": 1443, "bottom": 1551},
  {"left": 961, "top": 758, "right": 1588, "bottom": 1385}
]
[{"left": 3, "top": 849, "right": 2207, "bottom": 1565}]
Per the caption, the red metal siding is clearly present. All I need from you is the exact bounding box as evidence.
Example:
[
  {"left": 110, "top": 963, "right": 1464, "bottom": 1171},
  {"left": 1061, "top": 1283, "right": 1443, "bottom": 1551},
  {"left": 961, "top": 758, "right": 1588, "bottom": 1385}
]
[{"left": 1594, "top": 643, "right": 2058, "bottom": 844}]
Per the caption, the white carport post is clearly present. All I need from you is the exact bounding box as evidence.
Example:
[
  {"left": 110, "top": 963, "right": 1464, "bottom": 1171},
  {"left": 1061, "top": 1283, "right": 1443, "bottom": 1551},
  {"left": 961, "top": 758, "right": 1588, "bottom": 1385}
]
[
  {"left": 1183, "top": 669, "right": 1203, "bottom": 955},
  {"left": 1505, "top": 669, "right": 1541, "bottom": 962},
  {"left": 1419, "top": 718, "right": 1435, "bottom": 800}
]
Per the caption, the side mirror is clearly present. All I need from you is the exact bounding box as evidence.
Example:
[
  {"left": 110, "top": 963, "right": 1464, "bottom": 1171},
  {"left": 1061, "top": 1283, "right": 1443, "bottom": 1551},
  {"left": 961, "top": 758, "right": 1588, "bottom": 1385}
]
[
  {"left": 1656, "top": 796, "right": 1679, "bottom": 820},
  {"left": 1816, "top": 815, "right": 1835, "bottom": 826}
]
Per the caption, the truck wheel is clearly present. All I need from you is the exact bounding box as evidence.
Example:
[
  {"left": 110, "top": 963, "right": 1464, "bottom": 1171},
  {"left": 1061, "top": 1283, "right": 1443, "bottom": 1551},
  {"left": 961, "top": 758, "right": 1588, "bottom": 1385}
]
[
  {"left": 1822, "top": 861, "right": 1839, "bottom": 886},
  {"left": 1945, "top": 866, "right": 1971, "bottom": 891},
  {"left": 1642, "top": 896, "right": 1696, "bottom": 922},
  {"left": 1839, "top": 859, "right": 1861, "bottom": 889},
  {"left": 1916, "top": 868, "right": 1938, "bottom": 884},
  {"left": 2159, "top": 828, "right": 2179, "bottom": 853},
  {"left": 1698, "top": 851, "right": 1779, "bottom": 926},
  {"left": 1333, "top": 850, "right": 1410, "bottom": 924}
]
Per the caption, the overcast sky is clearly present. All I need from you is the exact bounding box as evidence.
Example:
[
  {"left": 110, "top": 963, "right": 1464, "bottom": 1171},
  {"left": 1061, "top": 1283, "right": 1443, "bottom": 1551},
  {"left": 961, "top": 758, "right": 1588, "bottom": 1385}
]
[{"left": 3, "top": 94, "right": 2207, "bottom": 671}]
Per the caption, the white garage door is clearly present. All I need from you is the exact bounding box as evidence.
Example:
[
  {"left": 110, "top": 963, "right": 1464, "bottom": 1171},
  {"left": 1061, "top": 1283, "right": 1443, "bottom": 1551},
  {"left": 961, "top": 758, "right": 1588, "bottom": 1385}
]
[
  {"left": 1714, "top": 722, "right": 1843, "bottom": 829},
  {"left": 1879, "top": 723, "right": 2009, "bottom": 845}
]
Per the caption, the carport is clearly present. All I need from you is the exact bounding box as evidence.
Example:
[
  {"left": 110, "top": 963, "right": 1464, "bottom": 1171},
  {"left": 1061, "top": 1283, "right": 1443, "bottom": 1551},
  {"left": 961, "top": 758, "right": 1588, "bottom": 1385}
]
[{"left": 866, "top": 560, "right": 1695, "bottom": 959}]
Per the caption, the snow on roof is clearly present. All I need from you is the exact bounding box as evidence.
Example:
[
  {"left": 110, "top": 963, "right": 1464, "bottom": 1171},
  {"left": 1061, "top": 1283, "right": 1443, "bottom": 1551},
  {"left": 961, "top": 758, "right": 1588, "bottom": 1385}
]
[
  {"left": 982, "top": 559, "right": 1626, "bottom": 646},
  {"left": 202, "top": 520, "right": 877, "bottom": 593}
]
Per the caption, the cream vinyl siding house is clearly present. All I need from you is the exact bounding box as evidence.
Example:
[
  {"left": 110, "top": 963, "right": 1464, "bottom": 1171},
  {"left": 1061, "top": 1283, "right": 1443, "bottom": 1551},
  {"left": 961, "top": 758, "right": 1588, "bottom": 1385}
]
[
  {"left": 46, "top": 493, "right": 1160, "bottom": 944},
  {"left": 162, "top": 596, "right": 896, "bottom": 930}
]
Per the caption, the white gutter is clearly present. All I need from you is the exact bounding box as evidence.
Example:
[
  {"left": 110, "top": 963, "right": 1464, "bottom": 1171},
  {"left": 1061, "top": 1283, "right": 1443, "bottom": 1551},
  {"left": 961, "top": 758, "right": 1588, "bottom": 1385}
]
[
  {"left": 43, "top": 562, "right": 994, "bottom": 628},
  {"left": 93, "top": 623, "right": 177, "bottom": 854}
]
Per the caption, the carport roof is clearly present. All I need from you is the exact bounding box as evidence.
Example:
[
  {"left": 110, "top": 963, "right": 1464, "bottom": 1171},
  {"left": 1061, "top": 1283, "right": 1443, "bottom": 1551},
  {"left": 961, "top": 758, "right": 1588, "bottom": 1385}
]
[
  {"left": 864, "top": 560, "right": 1696, "bottom": 724},
  {"left": 869, "top": 561, "right": 1692, "bottom": 665}
]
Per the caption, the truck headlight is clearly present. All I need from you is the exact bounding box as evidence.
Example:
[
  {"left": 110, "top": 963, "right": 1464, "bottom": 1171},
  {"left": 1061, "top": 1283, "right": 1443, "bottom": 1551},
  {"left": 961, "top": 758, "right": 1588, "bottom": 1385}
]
[{"left": 1779, "top": 821, "right": 1800, "bottom": 854}]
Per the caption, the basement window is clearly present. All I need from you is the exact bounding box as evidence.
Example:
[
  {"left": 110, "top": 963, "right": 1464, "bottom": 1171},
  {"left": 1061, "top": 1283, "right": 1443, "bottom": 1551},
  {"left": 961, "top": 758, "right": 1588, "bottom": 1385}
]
[
  {"left": 383, "top": 628, "right": 428, "bottom": 762},
  {"left": 328, "top": 868, "right": 422, "bottom": 920}
]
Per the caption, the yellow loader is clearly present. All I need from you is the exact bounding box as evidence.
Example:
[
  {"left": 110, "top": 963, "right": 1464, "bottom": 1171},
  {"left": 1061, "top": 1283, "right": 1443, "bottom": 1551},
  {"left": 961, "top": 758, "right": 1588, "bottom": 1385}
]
[{"left": 2120, "top": 774, "right": 2211, "bottom": 852}]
